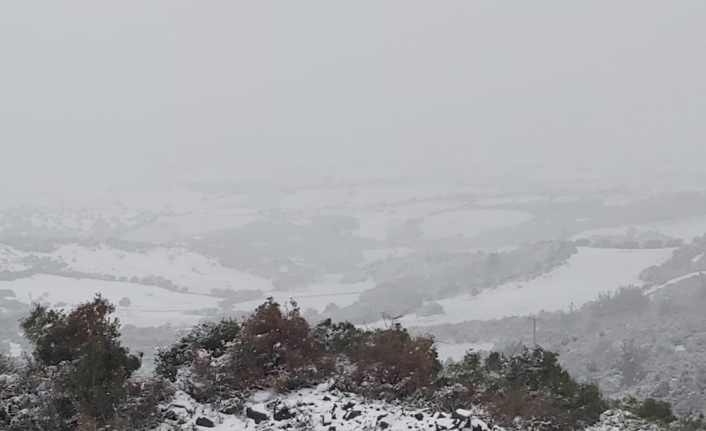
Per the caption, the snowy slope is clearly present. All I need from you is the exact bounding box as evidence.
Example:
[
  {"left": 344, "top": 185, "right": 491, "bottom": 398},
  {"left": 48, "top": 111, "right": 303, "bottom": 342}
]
[
  {"left": 0, "top": 275, "right": 220, "bottom": 327},
  {"left": 121, "top": 212, "right": 261, "bottom": 244},
  {"left": 354, "top": 201, "right": 468, "bottom": 240},
  {"left": 381, "top": 247, "right": 674, "bottom": 327},
  {"left": 228, "top": 273, "right": 374, "bottom": 314},
  {"left": 48, "top": 244, "right": 274, "bottom": 295}
]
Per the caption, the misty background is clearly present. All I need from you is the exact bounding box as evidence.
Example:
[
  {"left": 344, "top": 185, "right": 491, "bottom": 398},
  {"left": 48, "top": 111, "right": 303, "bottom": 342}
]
[
  {"left": 1, "top": 1, "right": 706, "bottom": 203},
  {"left": 4, "top": 1, "right": 706, "bottom": 421}
]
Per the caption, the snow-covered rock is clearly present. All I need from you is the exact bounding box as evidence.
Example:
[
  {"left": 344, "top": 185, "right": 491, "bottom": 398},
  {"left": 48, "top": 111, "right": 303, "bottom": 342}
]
[
  {"left": 585, "top": 410, "right": 665, "bottom": 431},
  {"left": 155, "top": 387, "right": 499, "bottom": 431}
]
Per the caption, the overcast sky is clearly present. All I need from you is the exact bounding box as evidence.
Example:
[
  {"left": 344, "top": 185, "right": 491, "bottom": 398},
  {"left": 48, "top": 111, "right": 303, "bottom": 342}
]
[{"left": 1, "top": 2, "right": 705, "bottom": 194}]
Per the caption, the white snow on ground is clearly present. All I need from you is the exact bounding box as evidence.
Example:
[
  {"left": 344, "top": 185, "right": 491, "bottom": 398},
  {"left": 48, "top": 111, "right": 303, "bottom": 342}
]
[
  {"left": 379, "top": 247, "right": 674, "bottom": 327},
  {"left": 572, "top": 215, "right": 706, "bottom": 242},
  {"left": 420, "top": 209, "right": 534, "bottom": 239},
  {"left": 476, "top": 195, "right": 578, "bottom": 207},
  {"left": 354, "top": 201, "right": 468, "bottom": 240},
  {"left": 122, "top": 212, "right": 261, "bottom": 243},
  {"left": 48, "top": 244, "right": 273, "bottom": 295},
  {"left": 436, "top": 342, "right": 495, "bottom": 362},
  {"left": 360, "top": 247, "right": 415, "bottom": 264},
  {"left": 586, "top": 410, "right": 664, "bottom": 431},
  {"left": 0, "top": 245, "right": 31, "bottom": 271},
  {"left": 8, "top": 342, "right": 21, "bottom": 358},
  {"left": 645, "top": 272, "right": 705, "bottom": 295},
  {"left": 157, "top": 385, "right": 492, "bottom": 431},
  {"left": 2, "top": 275, "right": 220, "bottom": 327},
  {"left": 0, "top": 208, "right": 149, "bottom": 238},
  {"left": 232, "top": 274, "right": 375, "bottom": 314}
]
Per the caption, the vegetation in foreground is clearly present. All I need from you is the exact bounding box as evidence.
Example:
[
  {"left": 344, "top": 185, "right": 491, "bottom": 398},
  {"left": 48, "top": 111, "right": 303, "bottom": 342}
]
[{"left": 0, "top": 296, "right": 697, "bottom": 431}]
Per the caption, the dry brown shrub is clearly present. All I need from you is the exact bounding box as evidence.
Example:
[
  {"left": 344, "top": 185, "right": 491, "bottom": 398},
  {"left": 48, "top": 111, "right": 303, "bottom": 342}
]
[
  {"left": 223, "top": 298, "right": 331, "bottom": 392},
  {"left": 353, "top": 324, "right": 441, "bottom": 399},
  {"left": 486, "top": 388, "right": 573, "bottom": 431}
]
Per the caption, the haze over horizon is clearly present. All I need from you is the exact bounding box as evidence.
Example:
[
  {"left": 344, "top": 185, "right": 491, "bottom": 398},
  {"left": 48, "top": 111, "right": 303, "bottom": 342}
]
[{"left": 1, "top": 1, "right": 706, "bottom": 197}]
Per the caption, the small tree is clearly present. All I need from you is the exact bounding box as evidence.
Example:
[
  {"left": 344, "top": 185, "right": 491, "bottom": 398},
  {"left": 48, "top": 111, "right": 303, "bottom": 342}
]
[
  {"left": 229, "top": 298, "right": 327, "bottom": 390},
  {"left": 119, "top": 296, "right": 132, "bottom": 310},
  {"left": 448, "top": 347, "right": 607, "bottom": 429},
  {"left": 618, "top": 339, "right": 647, "bottom": 388},
  {"left": 20, "top": 295, "right": 141, "bottom": 423}
]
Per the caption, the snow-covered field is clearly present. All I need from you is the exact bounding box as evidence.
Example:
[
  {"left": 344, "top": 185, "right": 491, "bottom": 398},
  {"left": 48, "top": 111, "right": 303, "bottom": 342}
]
[
  {"left": 121, "top": 212, "right": 261, "bottom": 243},
  {"left": 0, "top": 208, "right": 151, "bottom": 239},
  {"left": 420, "top": 209, "right": 534, "bottom": 239},
  {"left": 231, "top": 274, "right": 374, "bottom": 314},
  {"left": 0, "top": 275, "right": 220, "bottom": 327},
  {"left": 49, "top": 244, "right": 273, "bottom": 295},
  {"left": 354, "top": 201, "right": 467, "bottom": 240},
  {"left": 382, "top": 247, "right": 674, "bottom": 327}
]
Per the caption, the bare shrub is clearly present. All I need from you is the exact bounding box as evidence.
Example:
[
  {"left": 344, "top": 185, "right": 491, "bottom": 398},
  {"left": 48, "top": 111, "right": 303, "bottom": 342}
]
[
  {"left": 352, "top": 323, "right": 441, "bottom": 399},
  {"left": 225, "top": 298, "right": 331, "bottom": 392}
]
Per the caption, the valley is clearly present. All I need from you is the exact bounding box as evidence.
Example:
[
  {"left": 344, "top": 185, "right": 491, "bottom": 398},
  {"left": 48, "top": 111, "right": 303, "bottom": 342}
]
[{"left": 2, "top": 174, "right": 706, "bottom": 416}]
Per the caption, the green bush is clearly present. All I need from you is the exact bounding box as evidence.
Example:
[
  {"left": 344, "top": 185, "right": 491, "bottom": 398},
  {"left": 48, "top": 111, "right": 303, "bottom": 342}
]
[
  {"left": 448, "top": 347, "right": 607, "bottom": 429},
  {"left": 631, "top": 397, "right": 677, "bottom": 424},
  {"left": 314, "top": 318, "right": 370, "bottom": 356},
  {"left": 155, "top": 318, "right": 240, "bottom": 380},
  {"left": 20, "top": 295, "right": 142, "bottom": 424}
]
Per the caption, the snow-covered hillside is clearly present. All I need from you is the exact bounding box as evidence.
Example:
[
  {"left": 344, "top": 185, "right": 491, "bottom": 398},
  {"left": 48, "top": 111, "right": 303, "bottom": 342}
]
[
  {"left": 571, "top": 215, "right": 706, "bottom": 242},
  {"left": 47, "top": 244, "right": 274, "bottom": 295},
  {"left": 121, "top": 211, "right": 262, "bottom": 244},
  {"left": 1, "top": 275, "right": 220, "bottom": 327},
  {"left": 383, "top": 247, "right": 674, "bottom": 328}
]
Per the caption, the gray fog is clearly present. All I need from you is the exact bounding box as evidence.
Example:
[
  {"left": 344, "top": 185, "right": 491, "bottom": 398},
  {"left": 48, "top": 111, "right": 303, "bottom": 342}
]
[
  {"left": 6, "top": 4, "right": 706, "bottom": 425},
  {"left": 1, "top": 1, "right": 705, "bottom": 199}
]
